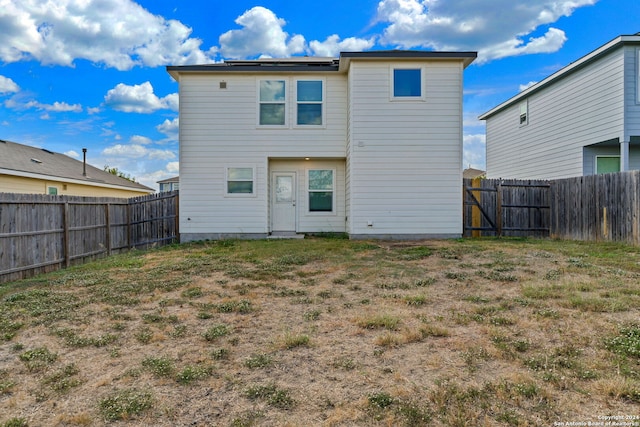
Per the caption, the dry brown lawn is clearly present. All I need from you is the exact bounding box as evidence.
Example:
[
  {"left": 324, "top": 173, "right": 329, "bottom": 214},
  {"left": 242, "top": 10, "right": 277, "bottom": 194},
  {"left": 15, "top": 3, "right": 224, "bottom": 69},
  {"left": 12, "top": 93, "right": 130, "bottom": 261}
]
[{"left": 1, "top": 237, "right": 639, "bottom": 426}]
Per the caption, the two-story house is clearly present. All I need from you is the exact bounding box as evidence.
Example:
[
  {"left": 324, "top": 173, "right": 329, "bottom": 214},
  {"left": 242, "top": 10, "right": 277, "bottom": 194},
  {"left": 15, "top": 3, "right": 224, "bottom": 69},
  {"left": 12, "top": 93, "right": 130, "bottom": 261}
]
[
  {"left": 167, "top": 50, "right": 476, "bottom": 240},
  {"left": 480, "top": 33, "right": 640, "bottom": 179}
]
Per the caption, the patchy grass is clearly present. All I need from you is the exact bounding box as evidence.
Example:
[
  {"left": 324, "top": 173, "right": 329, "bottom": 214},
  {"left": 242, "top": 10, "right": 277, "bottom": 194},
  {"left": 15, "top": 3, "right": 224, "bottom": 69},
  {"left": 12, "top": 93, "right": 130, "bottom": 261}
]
[{"left": 1, "top": 237, "right": 640, "bottom": 425}]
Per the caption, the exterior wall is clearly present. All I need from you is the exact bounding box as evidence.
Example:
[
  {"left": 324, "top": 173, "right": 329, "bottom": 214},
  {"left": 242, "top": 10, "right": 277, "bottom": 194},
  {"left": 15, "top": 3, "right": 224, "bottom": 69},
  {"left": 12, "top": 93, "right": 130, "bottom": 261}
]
[
  {"left": 269, "top": 159, "right": 346, "bottom": 233},
  {"left": 347, "top": 60, "right": 464, "bottom": 237},
  {"left": 0, "top": 174, "right": 150, "bottom": 198},
  {"left": 624, "top": 46, "right": 640, "bottom": 140},
  {"left": 486, "top": 47, "right": 626, "bottom": 179},
  {"left": 178, "top": 72, "right": 348, "bottom": 240}
]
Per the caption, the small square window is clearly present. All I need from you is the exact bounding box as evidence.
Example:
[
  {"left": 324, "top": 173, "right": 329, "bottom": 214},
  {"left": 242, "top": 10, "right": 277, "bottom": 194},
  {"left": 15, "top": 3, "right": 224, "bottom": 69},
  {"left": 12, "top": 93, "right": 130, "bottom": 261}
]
[
  {"left": 48, "top": 187, "right": 58, "bottom": 195},
  {"left": 393, "top": 69, "right": 422, "bottom": 97},
  {"left": 227, "top": 167, "right": 254, "bottom": 194}
]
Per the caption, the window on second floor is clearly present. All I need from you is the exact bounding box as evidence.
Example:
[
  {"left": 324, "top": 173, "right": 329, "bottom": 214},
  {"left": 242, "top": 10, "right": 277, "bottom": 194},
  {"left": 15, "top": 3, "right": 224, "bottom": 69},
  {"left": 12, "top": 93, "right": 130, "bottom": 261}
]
[
  {"left": 392, "top": 68, "right": 422, "bottom": 99},
  {"left": 296, "top": 80, "right": 323, "bottom": 125},
  {"left": 519, "top": 100, "right": 528, "bottom": 125},
  {"left": 259, "top": 80, "right": 286, "bottom": 126}
]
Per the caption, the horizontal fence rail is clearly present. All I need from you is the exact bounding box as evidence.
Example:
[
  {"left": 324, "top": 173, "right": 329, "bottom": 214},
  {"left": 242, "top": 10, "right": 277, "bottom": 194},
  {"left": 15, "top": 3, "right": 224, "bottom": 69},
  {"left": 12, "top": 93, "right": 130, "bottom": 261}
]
[{"left": 0, "top": 191, "right": 178, "bottom": 283}]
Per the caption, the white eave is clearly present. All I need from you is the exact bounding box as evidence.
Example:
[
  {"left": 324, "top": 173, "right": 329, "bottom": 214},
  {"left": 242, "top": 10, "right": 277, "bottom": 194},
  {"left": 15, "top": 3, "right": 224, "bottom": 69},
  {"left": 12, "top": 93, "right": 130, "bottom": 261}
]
[{"left": 479, "top": 35, "right": 640, "bottom": 120}]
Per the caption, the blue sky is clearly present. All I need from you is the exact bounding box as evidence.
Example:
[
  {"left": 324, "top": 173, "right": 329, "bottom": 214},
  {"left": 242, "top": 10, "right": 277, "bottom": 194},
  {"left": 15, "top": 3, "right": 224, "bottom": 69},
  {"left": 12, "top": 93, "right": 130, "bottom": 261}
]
[{"left": 0, "top": 0, "right": 638, "bottom": 190}]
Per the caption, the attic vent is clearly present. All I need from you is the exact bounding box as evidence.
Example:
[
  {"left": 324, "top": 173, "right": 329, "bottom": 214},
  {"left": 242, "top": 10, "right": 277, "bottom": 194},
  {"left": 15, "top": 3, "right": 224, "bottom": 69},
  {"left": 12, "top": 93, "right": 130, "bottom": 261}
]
[
  {"left": 41, "top": 148, "right": 54, "bottom": 154},
  {"left": 31, "top": 158, "right": 42, "bottom": 164},
  {"left": 219, "top": 81, "right": 227, "bottom": 89}
]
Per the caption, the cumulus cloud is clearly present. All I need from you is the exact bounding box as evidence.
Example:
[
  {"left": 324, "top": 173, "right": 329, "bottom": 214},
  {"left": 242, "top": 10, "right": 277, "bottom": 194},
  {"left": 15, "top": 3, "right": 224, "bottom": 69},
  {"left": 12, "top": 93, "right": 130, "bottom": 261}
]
[
  {"left": 0, "top": 0, "right": 215, "bottom": 70},
  {"left": 6, "top": 98, "right": 83, "bottom": 112},
  {"left": 463, "top": 133, "right": 487, "bottom": 170},
  {"left": 309, "top": 35, "right": 376, "bottom": 57},
  {"left": 157, "top": 117, "right": 179, "bottom": 141},
  {"left": 375, "top": 0, "right": 596, "bottom": 63},
  {"left": 219, "top": 7, "right": 306, "bottom": 58},
  {"left": 166, "top": 161, "right": 179, "bottom": 173},
  {"left": 102, "top": 143, "right": 176, "bottom": 160},
  {"left": 104, "top": 82, "right": 175, "bottom": 113},
  {"left": 0, "top": 75, "right": 20, "bottom": 94},
  {"left": 519, "top": 81, "right": 539, "bottom": 92},
  {"left": 64, "top": 150, "right": 80, "bottom": 158}
]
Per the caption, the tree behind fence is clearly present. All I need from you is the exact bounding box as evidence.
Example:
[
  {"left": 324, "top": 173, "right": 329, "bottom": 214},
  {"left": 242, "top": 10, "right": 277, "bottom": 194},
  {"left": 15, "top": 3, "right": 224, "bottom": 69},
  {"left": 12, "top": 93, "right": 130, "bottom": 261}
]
[{"left": 0, "top": 191, "right": 178, "bottom": 284}]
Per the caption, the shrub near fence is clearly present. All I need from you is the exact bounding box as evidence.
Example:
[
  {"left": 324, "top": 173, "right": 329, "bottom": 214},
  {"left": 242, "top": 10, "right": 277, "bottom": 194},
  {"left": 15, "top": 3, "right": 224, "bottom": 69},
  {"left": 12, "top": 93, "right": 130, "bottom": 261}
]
[{"left": 0, "top": 191, "right": 178, "bottom": 284}]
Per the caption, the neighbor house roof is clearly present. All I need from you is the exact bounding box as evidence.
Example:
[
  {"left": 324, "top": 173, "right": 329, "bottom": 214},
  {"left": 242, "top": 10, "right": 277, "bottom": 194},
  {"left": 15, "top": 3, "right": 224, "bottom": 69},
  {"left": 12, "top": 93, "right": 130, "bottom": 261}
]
[
  {"left": 0, "top": 139, "right": 154, "bottom": 193},
  {"left": 479, "top": 34, "right": 640, "bottom": 120},
  {"left": 463, "top": 167, "right": 486, "bottom": 179},
  {"left": 157, "top": 176, "right": 179, "bottom": 184},
  {"left": 167, "top": 50, "right": 477, "bottom": 78}
]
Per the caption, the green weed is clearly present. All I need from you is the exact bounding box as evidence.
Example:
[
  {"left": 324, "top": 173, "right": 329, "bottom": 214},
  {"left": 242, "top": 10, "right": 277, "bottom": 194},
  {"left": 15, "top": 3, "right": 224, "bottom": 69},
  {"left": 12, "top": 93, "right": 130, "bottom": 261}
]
[
  {"left": 245, "top": 384, "right": 294, "bottom": 409},
  {"left": 99, "top": 388, "right": 153, "bottom": 421},
  {"left": 203, "top": 324, "right": 230, "bottom": 341}
]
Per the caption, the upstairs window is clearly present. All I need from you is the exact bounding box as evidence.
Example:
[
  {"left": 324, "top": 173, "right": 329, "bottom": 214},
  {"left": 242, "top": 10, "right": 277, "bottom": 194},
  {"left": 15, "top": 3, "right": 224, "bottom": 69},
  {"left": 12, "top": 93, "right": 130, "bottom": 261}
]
[
  {"left": 259, "top": 80, "right": 286, "bottom": 125},
  {"left": 519, "top": 101, "right": 528, "bottom": 125},
  {"left": 308, "top": 169, "right": 334, "bottom": 212},
  {"left": 393, "top": 68, "right": 422, "bottom": 98},
  {"left": 227, "top": 167, "right": 255, "bottom": 194},
  {"left": 296, "top": 80, "right": 323, "bottom": 125}
]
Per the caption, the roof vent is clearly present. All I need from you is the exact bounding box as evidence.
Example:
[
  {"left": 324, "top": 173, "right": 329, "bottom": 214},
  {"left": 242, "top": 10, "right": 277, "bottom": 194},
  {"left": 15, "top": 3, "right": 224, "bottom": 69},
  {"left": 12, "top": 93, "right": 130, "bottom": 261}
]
[
  {"left": 31, "top": 158, "right": 42, "bottom": 164},
  {"left": 41, "top": 148, "right": 54, "bottom": 154}
]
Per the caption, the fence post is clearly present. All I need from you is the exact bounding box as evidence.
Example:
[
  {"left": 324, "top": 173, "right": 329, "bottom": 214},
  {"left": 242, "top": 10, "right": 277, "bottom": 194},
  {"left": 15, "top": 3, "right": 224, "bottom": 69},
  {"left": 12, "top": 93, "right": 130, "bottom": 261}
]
[
  {"left": 496, "top": 181, "right": 503, "bottom": 237},
  {"left": 471, "top": 178, "right": 481, "bottom": 237},
  {"left": 63, "top": 202, "right": 71, "bottom": 268},
  {"left": 105, "top": 203, "right": 112, "bottom": 256}
]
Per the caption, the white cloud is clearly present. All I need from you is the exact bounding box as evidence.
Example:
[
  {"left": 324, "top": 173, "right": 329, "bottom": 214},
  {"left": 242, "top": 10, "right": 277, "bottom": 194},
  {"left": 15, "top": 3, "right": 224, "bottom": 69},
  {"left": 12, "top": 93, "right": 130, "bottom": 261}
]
[
  {"left": 10, "top": 99, "right": 83, "bottom": 112},
  {"left": 309, "top": 35, "right": 375, "bottom": 57},
  {"left": 64, "top": 150, "right": 80, "bottom": 158},
  {"left": 0, "top": 75, "right": 20, "bottom": 94},
  {"left": 463, "top": 133, "right": 486, "bottom": 170},
  {"left": 130, "top": 135, "right": 152, "bottom": 145},
  {"left": 519, "top": 81, "right": 538, "bottom": 92},
  {"left": 104, "top": 82, "right": 174, "bottom": 113},
  {"left": 102, "top": 143, "right": 176, "bottom": 160},
  {"left": 156, "top": 117, "right": 179, "bottom": 141},
  {"left": 376, "top": 0, "right": 596, "bottom": 63},
  {"left": 166, "top": 161, "right": 179, "bottom": 173},
  {"left": 219, "top": 7, "right": 306, "bottom": 58},
  {"left": 0, "top": 0, "right": 215, "bottom": 70}
]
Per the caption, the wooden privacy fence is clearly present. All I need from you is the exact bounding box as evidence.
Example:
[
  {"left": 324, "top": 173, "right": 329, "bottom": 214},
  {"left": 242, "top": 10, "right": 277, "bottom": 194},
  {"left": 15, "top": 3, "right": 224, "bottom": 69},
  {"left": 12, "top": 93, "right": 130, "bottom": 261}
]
[
  {"left": 463, "top": 178, "right": 551, "bottom": 238},
  {"left": 0, "top": 191, "right": 179, "bottom": 283}
]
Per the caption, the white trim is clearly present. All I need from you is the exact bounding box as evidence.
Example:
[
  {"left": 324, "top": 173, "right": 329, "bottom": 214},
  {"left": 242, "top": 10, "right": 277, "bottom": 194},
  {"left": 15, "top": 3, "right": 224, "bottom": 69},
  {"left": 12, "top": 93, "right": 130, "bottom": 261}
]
[
  {"left": 293, "top": 78, "right": 326, "bottom": 128},
  {"left": 0, "top": 167, "right": 151, "bottom": 193},
  {"left": 307, "top": 168, "right": 336, "bottom": 215},
  {"left": 389, "top": 65, "right": 426, "bottom": 102},
  {"left": 225, "top": 166, "right": 257, "bottom": 197},
  {"left": 637, "top": 48, "right": 640, "bottom": 104}
]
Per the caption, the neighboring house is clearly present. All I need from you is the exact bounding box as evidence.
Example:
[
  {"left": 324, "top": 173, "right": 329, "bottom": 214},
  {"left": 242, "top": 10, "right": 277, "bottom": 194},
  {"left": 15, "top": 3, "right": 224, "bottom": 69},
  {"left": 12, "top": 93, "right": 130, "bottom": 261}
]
[
  {"left": 157, "top": 176, "right": 179, "bottom": 192},
  {"left": 463, "top": 167, "right": 486, "bottom": 180},
  {"left": 0, "top": 139, "right": 154, "bottom": 197},
  {"left": 167, "top": 50, "right": 476, "bottom": 240},
  {"left": 480, "top": 33, "right": 640, "bottom": 180}
]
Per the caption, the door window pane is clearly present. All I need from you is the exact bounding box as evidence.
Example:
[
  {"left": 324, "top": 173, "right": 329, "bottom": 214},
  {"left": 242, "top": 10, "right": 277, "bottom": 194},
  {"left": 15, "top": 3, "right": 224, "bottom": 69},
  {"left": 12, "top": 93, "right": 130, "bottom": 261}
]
[{"left": 275, "top": 176, "right": 293, "bottom": 202}]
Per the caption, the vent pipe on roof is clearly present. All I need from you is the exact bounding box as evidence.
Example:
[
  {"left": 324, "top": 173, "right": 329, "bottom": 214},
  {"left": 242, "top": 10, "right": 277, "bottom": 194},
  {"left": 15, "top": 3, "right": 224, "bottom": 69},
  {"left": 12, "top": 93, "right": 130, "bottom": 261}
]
[{"left": 82, "top": 148, "right": 87, "bottom": 177}]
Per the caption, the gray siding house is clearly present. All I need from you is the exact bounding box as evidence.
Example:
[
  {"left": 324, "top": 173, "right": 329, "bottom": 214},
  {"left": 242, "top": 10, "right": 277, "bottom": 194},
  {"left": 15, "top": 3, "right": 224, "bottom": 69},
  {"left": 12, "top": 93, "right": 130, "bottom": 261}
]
[
  {"left": 167, "top": 50, "right": 476, "bottom": 241},
  {"left": 480, "top": 34, "right": 640, "bottom": 179}
]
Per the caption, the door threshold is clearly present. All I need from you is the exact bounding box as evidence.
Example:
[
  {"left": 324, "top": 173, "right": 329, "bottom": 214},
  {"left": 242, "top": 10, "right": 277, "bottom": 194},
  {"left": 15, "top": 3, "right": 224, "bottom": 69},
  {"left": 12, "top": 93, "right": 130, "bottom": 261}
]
[{"left": 268, "top": 231, "right": 305, "bottom": 239}]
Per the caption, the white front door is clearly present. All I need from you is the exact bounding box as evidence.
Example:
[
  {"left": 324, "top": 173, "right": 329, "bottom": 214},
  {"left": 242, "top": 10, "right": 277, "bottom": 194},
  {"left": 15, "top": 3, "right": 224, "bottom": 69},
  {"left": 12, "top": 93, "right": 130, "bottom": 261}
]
[{"left": 271, "top": 172, "right": 297, "bottom": 232}]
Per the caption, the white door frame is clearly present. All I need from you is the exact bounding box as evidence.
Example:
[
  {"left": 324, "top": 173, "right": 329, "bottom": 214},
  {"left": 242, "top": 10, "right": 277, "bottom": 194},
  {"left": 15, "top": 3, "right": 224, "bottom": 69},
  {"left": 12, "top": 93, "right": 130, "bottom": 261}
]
[{"left": 271, "top": 171, "right": 297, "bottom": 232}]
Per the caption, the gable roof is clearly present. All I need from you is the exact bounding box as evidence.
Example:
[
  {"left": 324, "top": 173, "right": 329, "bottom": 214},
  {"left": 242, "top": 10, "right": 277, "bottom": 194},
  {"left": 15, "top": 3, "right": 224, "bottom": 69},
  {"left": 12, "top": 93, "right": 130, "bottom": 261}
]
[
  {"left": 479, "top": 34, "right": 640, "bottom": 120},
  {"left": 157, "top": 176, "right": 179, "bottom": 184},
  {"left": 167, "top": 50, "right": 477, "bottom": 78},
  {"left": 0, "top": 139, "right": 154, "bottom": 192}
]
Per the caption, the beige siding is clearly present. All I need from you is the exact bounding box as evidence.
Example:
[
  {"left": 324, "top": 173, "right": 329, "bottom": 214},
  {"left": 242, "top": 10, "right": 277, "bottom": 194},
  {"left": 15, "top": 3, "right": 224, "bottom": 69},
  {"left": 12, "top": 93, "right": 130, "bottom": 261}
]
[
  {"left": 347, "top": 60, "right": 463, "bottom": 237},
  {"left": 178, "top": 73, "right": 348, "bottom": 236},
  {"left": 486, "top": 48, "right": 626, "bottom": 179},
  {"left": 269, "top": 159, "right": 346, "bottom": 233},
  {"left": 0, "top": 174, "right": 150, "bottom": 198}
]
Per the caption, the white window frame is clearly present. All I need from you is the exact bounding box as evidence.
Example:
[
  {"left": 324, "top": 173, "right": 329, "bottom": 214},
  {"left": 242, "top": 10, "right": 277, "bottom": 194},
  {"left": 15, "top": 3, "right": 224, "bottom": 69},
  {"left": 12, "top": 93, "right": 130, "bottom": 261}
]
[
  {"left": 294, "top": 79, "right": 325, "bottom": 128},
  {"left": 390, "top": 66, "right": 426, "bottom": 101},
  {"left": 519, "top": 100, "right": 528, "bottom": 126},
  {"left": 225, "top": 166, "right": 257, "bottom": 197},
  {"left": 257, "top": 79, "right": 287, "bottom": 127},
  {"left": 307, "top": 169, "right": 335, "bottom": 214}
]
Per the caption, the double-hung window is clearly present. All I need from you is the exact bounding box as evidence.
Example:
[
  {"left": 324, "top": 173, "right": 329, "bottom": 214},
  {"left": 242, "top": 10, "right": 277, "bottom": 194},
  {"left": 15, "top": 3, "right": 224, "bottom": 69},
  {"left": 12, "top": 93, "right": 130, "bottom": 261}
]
[
  {"left": 259, "top": 80, "right": 286, "bottom": 125},
  {"left": 296, "top": 80, "right": 323, "bottom": 125},
  {"left": 308, "top": 169, "right": 333, "bottom": 212},
  {"left": 392, "top": 68, "right": 422, "bottom": 99},
  {"left": 519, "top": 100, "right": 528, "bottom": 125},
  {"left": 227, "top": 167, "right": 255, "bottom": 195}
]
